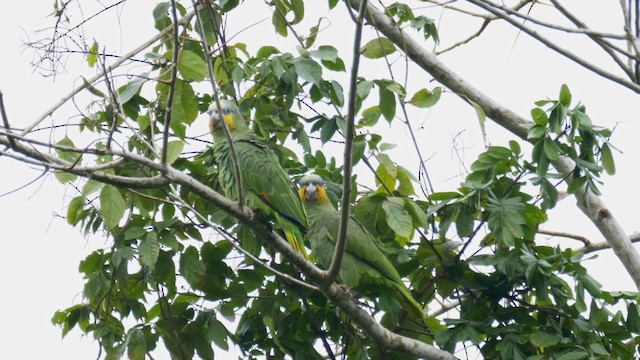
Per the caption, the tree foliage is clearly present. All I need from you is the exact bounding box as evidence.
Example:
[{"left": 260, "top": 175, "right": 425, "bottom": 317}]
[{"left": 3, "top": 0, "right": 640, "bottom": 359}]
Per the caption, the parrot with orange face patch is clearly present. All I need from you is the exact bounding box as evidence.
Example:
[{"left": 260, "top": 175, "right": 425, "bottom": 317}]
[
  {"left": 208, "top": 99, "right": 308, "bottom": 257},
  {"left": 299, "top": 174, "right": 424, "bottom": 317}
]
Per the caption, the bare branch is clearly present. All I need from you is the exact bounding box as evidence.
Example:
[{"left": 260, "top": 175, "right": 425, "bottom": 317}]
[
  {"left": 349, "top": 0, "right": 640, "bottom": 289},
  {"left": 0, "top": 91, "right": 17, "bottom": 150},
  {"left": 161, "top": 0, "right": 182, "bottom": 165},
  {"left": 580, "top": 232, "right": 640, "bottom": 254},
  {"left": 468, "top": 0, "right": 640, "bottom": 93},
  {"left": 324, "top": 0, "right": 368, "bottom": 285},
  {"left": 16, "top": 9, "right": 197, "bottom": 140},
  {"left": 549, "top": 0, "right": 635, "bottom": 81},
  {"left": 538, "top": 228, "right": 592, "bottom": 246}
]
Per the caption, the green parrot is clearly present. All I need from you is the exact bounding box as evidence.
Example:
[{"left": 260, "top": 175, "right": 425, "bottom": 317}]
[
  {"left": 298, "top": 174, "right": 424, "bottom": 318},
  {"left": 208, "top": 99, "right": 308, "bottom": 257}
]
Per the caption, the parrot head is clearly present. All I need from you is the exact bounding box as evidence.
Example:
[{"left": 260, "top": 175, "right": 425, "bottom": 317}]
[
  {"left": 207, "top": 99, "right": 239, "bottom": 133},
  {"left": 299, "top": 174, "right": 328, "bottom": 204}
]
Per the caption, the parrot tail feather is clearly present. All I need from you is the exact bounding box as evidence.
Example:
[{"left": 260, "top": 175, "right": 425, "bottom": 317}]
[{"left": 284, "top": 230, "right": 308, "bottom": 258}]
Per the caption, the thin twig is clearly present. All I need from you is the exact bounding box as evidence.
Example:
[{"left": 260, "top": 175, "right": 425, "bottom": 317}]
[
  {"left": 324, "top": 0, "right": 368, "bottom": 285},
  {"left": 0, "top": 91, "right": 17, "bottom": 149},
  {"left": 16, "top": 10, "right": 196, "bottom": 140},
  {"left": 100, "top": 49, "right": 120, "bottom": 150},
  {"left": 192, "top": 1, "right": 244, "bottom": 207},
  {"left": 468, "top": 0, "right": 640, "bottom": 93},
  {"left": 161, "top": 0, "right": 182, "bottom": 165}
]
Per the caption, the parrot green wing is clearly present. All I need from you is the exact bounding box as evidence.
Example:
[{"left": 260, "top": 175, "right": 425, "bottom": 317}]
[
  {"left": 213, "top": 130, "right": 308, "bottom": 256},
  {"left": 305, "top": 200, "right": 423, "bottom": 317},
  {"left": 233, "top": 134, "right": 308, "bottom": 229}
]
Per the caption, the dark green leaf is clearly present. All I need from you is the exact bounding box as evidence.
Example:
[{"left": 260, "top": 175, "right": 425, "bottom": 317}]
[
  {"left": 379, "top": 85, "right": 396, "bottom": 122},
  {"left": 294, "top": 58, "right": 322, "bottom": 85},
  {"left": 100, "top": 185, "right": 125, "bottom": 230},
  {"left": 140, "top": 232, "right": 160, "bottom": 267},
  {"left": 381, "top": 197, "right": 413, "bottom": 239}
]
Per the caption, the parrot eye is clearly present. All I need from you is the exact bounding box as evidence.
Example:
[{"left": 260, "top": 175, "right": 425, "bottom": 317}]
[{"left": 222, "top": 108, "right": 231, "bottom": 114}]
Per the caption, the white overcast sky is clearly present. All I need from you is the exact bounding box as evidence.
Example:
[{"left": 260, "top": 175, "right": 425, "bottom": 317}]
[{"left": 1, "top": 1, "right": 639, "bottom": 359}]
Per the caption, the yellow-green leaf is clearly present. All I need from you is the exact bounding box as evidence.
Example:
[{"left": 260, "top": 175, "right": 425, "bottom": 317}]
[
  {"left": 601, "top": 143, "right": 615, "bottom": 175},
  {"left": 165, "top": 140, "right": 184, "bottom": 165},
  {"left": 360, "top": 37, "right": 396, "bottom": 59},
  {"left": 87, "top": 41, "right": 99, "bottom": 68}
]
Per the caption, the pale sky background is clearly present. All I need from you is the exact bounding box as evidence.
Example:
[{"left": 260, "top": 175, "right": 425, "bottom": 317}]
[{"left": 1, "top": 1, "right": 639, "bottom": 359}]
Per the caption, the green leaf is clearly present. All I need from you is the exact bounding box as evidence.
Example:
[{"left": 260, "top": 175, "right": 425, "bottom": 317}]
[
  {"left": 360, "top": 106, "right": 382, "bottom": 127},
  {"left": 556, "top": 351, "right": 587, "bottom": 360},
  {"left": 360, "top": 37, "right": 396, "bottom": 59},
  {"left": 165, "top": 140, "right": 184, "bottom": 165},
  {"left": 455, "top": 206, "right": 474, "bottom": 237},
  {"left": 321, "top": 58, "right": 346, "bottom": 72},
  {"left": 294, "top": 58, "right": 322, "bottom": 85},
  {"left": 309, "top": 45, "right": 338, "bottom": 61},
  {"left": 404, "top": 198, "right": 428, "bottom": 228},
  {"left": 67, "top": 196, "right": 85, "bottom": 225},
  {"left": 56, "top": 136, "right": 80, "bottom": 163},
  {"left": 543, "top": 138, "right": 560, "bottom": 161},
  {"left": 381, "top": 197, "right": 413, "bottom": 239},
  {"left": 601, "top": 143, "right": 615, "bottom": 175},
  {"left": 207, "top": 316, "right": 229, "bottom": 350},
  {"left": 531, "top": 107, "right": 548, "bottom": 126},
  {"left": 471, "top": 100, "right": 486, "bottom": 142},
  {"left": 178, "top": 50, "right": 208, "bottom": 81},
  {"left": 351, "top": 139, "right": 366, "bottom": 165},
  {"left": 320, "top": 117, "right": 337, "bottom": 143},
  {"left": 409, "top": 87, "right": 441, "bottom": 108},
  {"left": 180, "top": 246, "right": 206, "bottom": 289},
  {"left": 55, "top": 171, "right": 77, "bottom": 184},
  {"left": 100, "top": 185, "right": 125, "bottom": 230},
  {"left": 530, "top": 331, "right": 560, "bottom": 347},
  {"left": 140, "top": 232, "right": 160, "bottom": 267},
  {"left": 379, "top": 85, "right": 396, "bottom": 122},
  {"left": 527, "top": 125, "right": 546, "bottom": 140},
  {"left": 567, "top": 175, "right": 587, "bottom": 194},
  {"left": 579, "top": 273, "right": 602, "bottom": 297},
  {"left": 87, "top": 41, "right": 99, "bottom": 68},
  {"left": 486, "top": 195, "right": 525, "bottom": 247},
  {"left": 118, "top": 74, "right": 147, "bottom": 104},
  {"left": 559, "top": 83, "right": 572, "bottom": 106},
  {"left": 127, "top": 328, "right": 147, "bottom": 360}
]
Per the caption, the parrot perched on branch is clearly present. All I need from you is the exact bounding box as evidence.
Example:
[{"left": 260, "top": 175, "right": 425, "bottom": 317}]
[
  {"left": 208, "top": 99, "right": 308, "bottom": 257},
  {"left": 298, "top": 174, "right": 424, "bottom": 318}
]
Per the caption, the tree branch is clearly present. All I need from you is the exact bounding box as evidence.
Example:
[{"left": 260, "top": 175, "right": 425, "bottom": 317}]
[
  {"left": 349, "top": 0, "right": 640, "bottom": 290},
  {"left": 324, "top": 0, "right": 368, "bottom": 285},
  {"left": 161, "top": 0, "right": 182, "bottom": 165},
  {"left": 0, "top": 129, "right": 455, "bottom": 359},
  {"left": 468, "top": 0, "right": 640, "bottom": 93}
]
